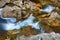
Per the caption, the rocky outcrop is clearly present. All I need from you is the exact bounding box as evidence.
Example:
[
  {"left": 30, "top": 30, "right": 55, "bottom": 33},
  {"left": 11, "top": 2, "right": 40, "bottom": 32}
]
[
  {"left": 17, "top": 32, "right": 60, "bottom": 40},
  {"left": 0, "top": 0, "right": 10, "bottom": 7},
  {"left": 1, "top": 0, "right": 60, "bottom": 33},
  {"left": 1, "top": 0, "right": 34, "bottom": 21}
]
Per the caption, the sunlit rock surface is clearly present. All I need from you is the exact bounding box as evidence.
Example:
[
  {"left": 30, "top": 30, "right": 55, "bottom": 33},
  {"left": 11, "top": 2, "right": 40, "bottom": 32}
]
[
  {"left": 32, "top": 5, "right": 60, "bottom": 33},
  {"left": 2, "top": 5, "right": 30, "bottom": 21},
  {"left": 19, "top": 32, "right": 60, "bottom": 40},
  {"left": 0, "top": 1, "right": 6, "bottom": 8},
  {"left": 0, "top": 0, "right": 10, "bottom": 8}
]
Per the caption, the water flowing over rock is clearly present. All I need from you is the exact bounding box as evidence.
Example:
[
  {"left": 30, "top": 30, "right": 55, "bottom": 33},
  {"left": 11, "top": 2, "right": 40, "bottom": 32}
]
[
  {"left": 0, "top": 0, "right": 60, "bottom": 40},
  {"left": 0, "top": 0, "right": 60, "bottom": 33},
  {"left": 19, "top": 32, "right": 60, "bottom": 40},
  {"left": 0, "top": 1, "right": 6, "bottom": 8}
]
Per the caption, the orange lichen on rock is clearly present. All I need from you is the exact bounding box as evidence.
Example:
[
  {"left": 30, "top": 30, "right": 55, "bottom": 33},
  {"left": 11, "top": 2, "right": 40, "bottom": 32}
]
[
  {"left": 20, "top": 26, "right": 40, "bottom": 36},
  {"left": 34, "top": 3, "right": 41, "bottom": 10}
]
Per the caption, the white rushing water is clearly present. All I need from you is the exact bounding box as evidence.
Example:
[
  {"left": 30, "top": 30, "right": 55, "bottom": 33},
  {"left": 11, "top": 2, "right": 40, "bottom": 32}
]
[
  {"left": 40, "top": 5, "right": 55, "bottom": 13},
  {"left": 4, "top": 14, "right": 40, "bottom": 30},
  {"left": 0, "top": 5, "right": 54, "bottom": 33}
]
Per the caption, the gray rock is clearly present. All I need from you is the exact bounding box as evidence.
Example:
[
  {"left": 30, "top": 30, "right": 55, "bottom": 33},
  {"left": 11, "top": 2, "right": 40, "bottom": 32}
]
[
  {"left": 0, "top": 1, "right": 6, "bottom": 7},
  {"left": 19, "top": 32, "right": 60, "bottom": 40},
  {"left": 0, "top": 0, "right": 10, "bottom": 7}
]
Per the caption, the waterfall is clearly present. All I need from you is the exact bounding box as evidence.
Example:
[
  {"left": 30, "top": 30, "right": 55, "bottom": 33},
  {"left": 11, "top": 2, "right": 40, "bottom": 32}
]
[
  {"left": 40, "top": 5, "right": 55, "bottom": 13},
  {"left": 0, "top": 8, "right": 45, "bottom": 32},
  {"left": 0, "top": 5, "right": 55, "bottom": 33}
]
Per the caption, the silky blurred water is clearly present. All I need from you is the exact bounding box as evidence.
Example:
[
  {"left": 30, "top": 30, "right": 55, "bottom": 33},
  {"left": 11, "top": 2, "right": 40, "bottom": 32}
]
[
  {"left": 0, "top": 5, "right": 54, "bottom": 33},
  {"left": 40, "top": 5, "right": 55, "bottom": 13}
]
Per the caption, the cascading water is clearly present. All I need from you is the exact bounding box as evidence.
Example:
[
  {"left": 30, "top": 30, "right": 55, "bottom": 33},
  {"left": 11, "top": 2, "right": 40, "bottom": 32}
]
[
  {"left": 0, "top": 5, "right": 54, "bottom": 33},
  {"left": 2, "top": 14, "right": 44, "bottom": 32}
]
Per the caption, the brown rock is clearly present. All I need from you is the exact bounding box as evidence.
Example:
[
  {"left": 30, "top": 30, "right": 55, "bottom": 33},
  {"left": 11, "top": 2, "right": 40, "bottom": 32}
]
[
  {"left": 0, "top": 0, "right": 10, "bottom": 7},
  {"left": 4, "top": 0, "right": 10, "bottom": 3},
  {"left": 2, "top": 5, "right": 30, "bottom": 21},
  {"left": 0, "top": 0, "right": 6, "bottom": 7}
]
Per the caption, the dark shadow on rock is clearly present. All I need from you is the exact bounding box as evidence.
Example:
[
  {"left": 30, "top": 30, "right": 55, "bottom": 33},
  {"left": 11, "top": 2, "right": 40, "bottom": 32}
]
[
  {"left": 0, "top": 17, "right": 7, "bottom": 35},
  {"left": 0, "top": 18, "right": 7, "bottom": 23},
  {"left": 0, "top": 24, "right": 6, "bottom": 35}
]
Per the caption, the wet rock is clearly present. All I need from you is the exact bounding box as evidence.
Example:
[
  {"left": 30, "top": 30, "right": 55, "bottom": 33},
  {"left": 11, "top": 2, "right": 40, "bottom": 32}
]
[
  {"left": 2, "top": 5, "right": 30, "bottom": 21},
  {"left": 19, "top": 32, "right": 60, "bottom": 40}
]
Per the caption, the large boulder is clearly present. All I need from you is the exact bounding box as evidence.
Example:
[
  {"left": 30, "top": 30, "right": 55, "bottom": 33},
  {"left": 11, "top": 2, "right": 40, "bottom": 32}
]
[
  {"left": 2, "top": 5, "right": 30, "bottom": 21},
  {"left": 0, "top": 0, "right": 6, "bottom": 7},
  {"left": 0, "top": 0, "right": 10, "bottom": 8}
]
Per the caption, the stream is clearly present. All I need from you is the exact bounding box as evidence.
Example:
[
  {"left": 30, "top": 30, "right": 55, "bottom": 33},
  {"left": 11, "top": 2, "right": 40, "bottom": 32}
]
[{"left": 0, "top": 5, "right": 54, "bottom": 34}]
